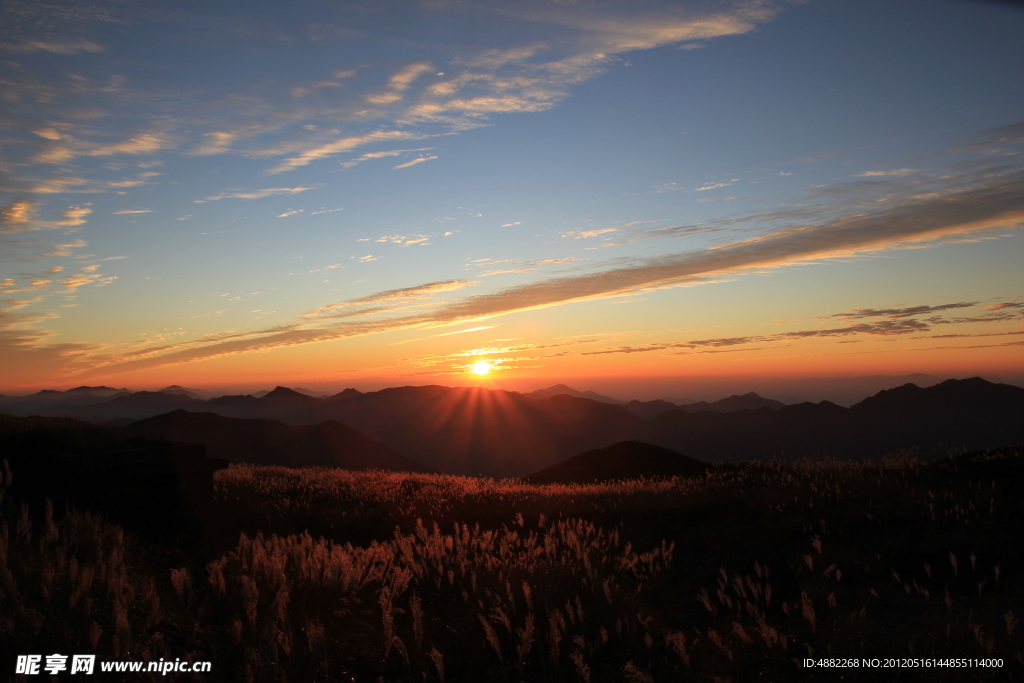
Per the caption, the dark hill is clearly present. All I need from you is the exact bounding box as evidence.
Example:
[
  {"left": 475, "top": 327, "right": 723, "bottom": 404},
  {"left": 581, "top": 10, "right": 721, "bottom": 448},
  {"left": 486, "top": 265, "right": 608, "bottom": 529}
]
[
  {"left": 647, "top": 378, "right": 1024, "bottom": 462},
  {"left": 0, "top": 413, "right": 225, "bottom": 535},
  {"left": 676, "top": 392, "right": 786, "bottom": 413},
  {"left": 127, "top": 410, "right": 432, "bottom": 473},
  {"left": 1, "top": 386, "right": 132, "bottom": 414},
  {"left": 851, "top": 376, "right": 1024, "bottom": 415},
  {"left": 1, "top": 413, "right": 138, "bottom": 453},
  {"left": 525, "top": 441, "right": 710, "bottom": 484},
  {"left": 75, "top": 391, "right": 205, "bottom": 420},
  {"left": 259, "top": 386, "right": 321, "bottom": 403},
  {"left": 303, "top": 386, "right": 645, "bottom": 477},
  {"left": 621, "top": 399, "right": 680, "bottom": 420},
  {"left": 524, "top": 384, "right": 625, "bottom": 404},
  {"left": 207, "top": 394, "right": 260, "bottom": 410}
]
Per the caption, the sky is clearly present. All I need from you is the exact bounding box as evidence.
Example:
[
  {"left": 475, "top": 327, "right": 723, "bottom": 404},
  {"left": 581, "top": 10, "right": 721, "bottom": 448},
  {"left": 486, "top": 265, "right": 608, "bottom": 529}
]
[{"left": 2, "top": 0, "right": 1023, "bottom": 399}]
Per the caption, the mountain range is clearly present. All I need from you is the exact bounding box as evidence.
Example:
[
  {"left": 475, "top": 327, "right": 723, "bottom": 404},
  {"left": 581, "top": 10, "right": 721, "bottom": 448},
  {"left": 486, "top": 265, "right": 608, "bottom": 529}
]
[
  {"left": 3, "top": 378, "right": 1023, "bottom": 478},
  {"left": 127, "top": 410, "right": 431, "bottom": 473}
]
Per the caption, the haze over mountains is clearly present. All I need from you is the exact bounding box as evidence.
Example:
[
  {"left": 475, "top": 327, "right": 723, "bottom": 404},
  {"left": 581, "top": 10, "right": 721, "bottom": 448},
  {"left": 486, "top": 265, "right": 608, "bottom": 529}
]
[{"left": 3, "top": 378, "right": 1024, "bottom": 478}]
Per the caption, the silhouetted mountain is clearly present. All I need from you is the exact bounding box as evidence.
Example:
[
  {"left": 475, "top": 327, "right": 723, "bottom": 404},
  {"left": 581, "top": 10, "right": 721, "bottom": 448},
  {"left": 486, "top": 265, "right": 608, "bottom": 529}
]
[
  {"left": 676, "top": 392, "right": 786, "bottom": 413},
  {"left": 844, "top": 377, "right": 1024, "bottom": 449},
  {"left": 0, "top": 386, "right": 133, "bottom": 414},
  {"left": 73, "top": 391, "right": 206, "bottom": 421},
  {"left": 851, "top": 377, "right": 1023, "bottom": 415},
  {"left": 260, "top": 386, "right": 319, "bottom": 403},
  {"left": 128, "top": 410, "right": 432, "bottom": 473},
  {"left": 9, "top": 377, "right": 1021, "bottom": 477},
  {"left": 646, "top": 378, "right": 1024, "bottom": 462},
  {"left": 292, "top": 387, "right": 332, "bottom": 397},
  {"left": 525, "top": 441, "right": 710, "bottom": 484},
  {"left": 2, "top": 413, "right": 225, "bottom": 537},
  {"left": 660, "top": 396, "right": 698, "bottom": 406},
  {"left": 66, "top": 385, "right": 128, "bottom": 398},
  {"left": 621, "top": 399, "right": 680, "bottom": 420},
  {"left": 306, "top": 386, "right": 645, "bottom": 477},
  {"left": 2, "top": 413, "right": 138, "bottom": 453},
  {"left": 757, "top": 373, "right": 943, "bottom": 406},
  {"left": 160, "top": 385, "right": 206, "bottom": 400},
  {"left": 207, "top": 394, "right": 260, "bottom": 410},
  {"left": 524, "top": 384, "right": 625, "bottom": 404}
]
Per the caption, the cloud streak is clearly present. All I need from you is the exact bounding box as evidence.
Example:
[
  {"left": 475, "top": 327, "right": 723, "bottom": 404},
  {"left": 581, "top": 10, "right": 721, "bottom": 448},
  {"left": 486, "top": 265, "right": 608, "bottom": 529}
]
[
  {"left": 393, "top": 156, "right": 438, "bottom": 169},
  {"left": 265, "top": 131, "right": 422, "bottom": 174},
  {"left": 302, "top": 279, "right": 477, "bottom": 320},
  {"left": 579, "top": 299, "right": 1024, "bottom": 356},
  {"left": 196, "top": 186, "right": 318, "bottom": 202}
]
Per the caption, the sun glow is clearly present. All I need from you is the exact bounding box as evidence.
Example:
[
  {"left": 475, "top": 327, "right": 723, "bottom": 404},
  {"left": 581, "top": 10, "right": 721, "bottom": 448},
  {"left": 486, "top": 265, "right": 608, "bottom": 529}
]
[{"left": 470, "top": 360, "right": 492, "bottom": 376}]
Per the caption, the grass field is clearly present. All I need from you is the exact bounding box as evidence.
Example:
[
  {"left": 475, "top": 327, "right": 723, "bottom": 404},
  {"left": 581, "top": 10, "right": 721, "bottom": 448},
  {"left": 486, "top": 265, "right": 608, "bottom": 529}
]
[{"left": 3, "top": 448, "right": 1023, "bottom": 681}]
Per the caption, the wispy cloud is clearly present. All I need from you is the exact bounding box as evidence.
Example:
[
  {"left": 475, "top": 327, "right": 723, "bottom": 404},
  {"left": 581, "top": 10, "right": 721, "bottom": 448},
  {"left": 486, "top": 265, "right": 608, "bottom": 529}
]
[
  {"left": 22, "top": 175, "right": 159, "bottom": 195},
  {"left": 829, "top": 303, "right": 977, "bottom": 320},
  {"left": 393, "top": 156, "right": 438, "bottom": 169},
  {"left": 562, "top": 227, "right": 618, "bottom": 239},
  {"left": 302, "top": 279, "right": 477, "bottom": 320},
  {"left": 579, "top": 299, "right": 1024, "bottom": 356},
  {"left": 112, "top": 209, "right": 153, "bottom": 215},
  {"left": 433, "top": 326, "right": 494, "bottom": 337},
  {"left": 196, "top": 186, "right": 318, "bottom": 202},
  {"left": 265, "top": 131, "right": 422, "bottom": 174},
  {"left": 375, "top": 233, "right": 431, "bottom": 246},
  {"left": 1, "top": 200, "right": 36, "bottom": 226},
  {"left": 473, "top": 256, "right": 579, "bottom": 277},
  {"left": 340, "top": 148, "right": 434, "bottom": 169},
  {"left": 34, "top": 133, "right": 173, "bottom": 165},
  {"left": 1, "top": 39, "right": 103, "bottom": 54},
  {"left": 366, "top": 63, "right": 433, "bottom": 104},
  {"left": 0, "top": 202, "right": 92, "bottom": 234},
  {"left": 190, "top": 131, "right": 239, "bottom": 156},
  {"left": 858, "top": 168, "right": 917, "bottom": 177}
]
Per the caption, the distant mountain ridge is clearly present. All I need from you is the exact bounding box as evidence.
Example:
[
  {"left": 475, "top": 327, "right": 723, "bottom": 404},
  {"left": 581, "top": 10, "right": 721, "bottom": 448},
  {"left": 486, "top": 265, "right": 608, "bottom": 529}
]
[
  {"left": 524, "top": 384, "right": 626, "bottom": 404},
  {"left": 4, "top": 377, "right": 1024, "bottom": 478},
  {"left": 128, "top": 410, "right": 432, "bottom": 473},
  {"left": 677, "top": 392, "right": 787, "bottom": 413},
  {"left": 621, "top": 392, "right": 786, "bottom": 420}
]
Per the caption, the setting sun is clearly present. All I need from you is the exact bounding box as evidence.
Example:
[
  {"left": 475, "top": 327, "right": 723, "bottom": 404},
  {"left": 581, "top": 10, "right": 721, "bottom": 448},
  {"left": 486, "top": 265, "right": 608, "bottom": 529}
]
[{"left": 471, "top": 360, "right": 492, "bottom": 376}]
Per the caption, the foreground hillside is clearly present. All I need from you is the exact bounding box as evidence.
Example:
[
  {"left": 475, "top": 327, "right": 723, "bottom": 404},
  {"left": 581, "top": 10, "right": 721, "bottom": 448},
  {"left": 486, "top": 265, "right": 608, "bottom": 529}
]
[{"left": 3, "top": 446, "right": 1022, "bottom": 681}]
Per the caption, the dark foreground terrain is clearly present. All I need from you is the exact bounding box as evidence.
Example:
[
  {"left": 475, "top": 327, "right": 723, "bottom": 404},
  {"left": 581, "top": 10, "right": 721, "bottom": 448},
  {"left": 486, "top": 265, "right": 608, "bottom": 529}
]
[{"left": 3, "top": 442, "right": 1023, "bottom": 681}]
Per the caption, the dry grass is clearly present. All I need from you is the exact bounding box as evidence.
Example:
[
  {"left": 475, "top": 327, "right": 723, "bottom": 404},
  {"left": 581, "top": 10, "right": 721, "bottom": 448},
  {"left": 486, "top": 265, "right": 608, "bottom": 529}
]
[{"left": 3, "top": 448, "right": 1023, "bottom": 681}]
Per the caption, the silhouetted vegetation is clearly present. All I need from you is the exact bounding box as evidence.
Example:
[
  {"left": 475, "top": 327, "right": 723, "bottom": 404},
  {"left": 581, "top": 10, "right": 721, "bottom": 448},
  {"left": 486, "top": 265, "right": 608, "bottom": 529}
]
[{"left": 3, "top": 445, "right": 1023, "bottom": 681}]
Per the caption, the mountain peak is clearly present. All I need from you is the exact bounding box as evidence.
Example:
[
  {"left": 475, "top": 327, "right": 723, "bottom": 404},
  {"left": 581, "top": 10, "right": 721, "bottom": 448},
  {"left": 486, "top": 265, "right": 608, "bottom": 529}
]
[
  {"left": 260, "top": 386, "right": 316, "bottom": 401},
  {"left": 525, "top": 384, "right": 624, "bottom": 404},
  {"left": 160, "top": 385, "right": 204, "bottom": 399}
]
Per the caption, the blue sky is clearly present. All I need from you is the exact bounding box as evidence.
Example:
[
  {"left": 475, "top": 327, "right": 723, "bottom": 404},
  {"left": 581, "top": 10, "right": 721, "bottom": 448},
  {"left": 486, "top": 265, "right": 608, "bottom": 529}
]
[{"left": 2, "top": 0, "right": 1023, "bottom": 395}]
